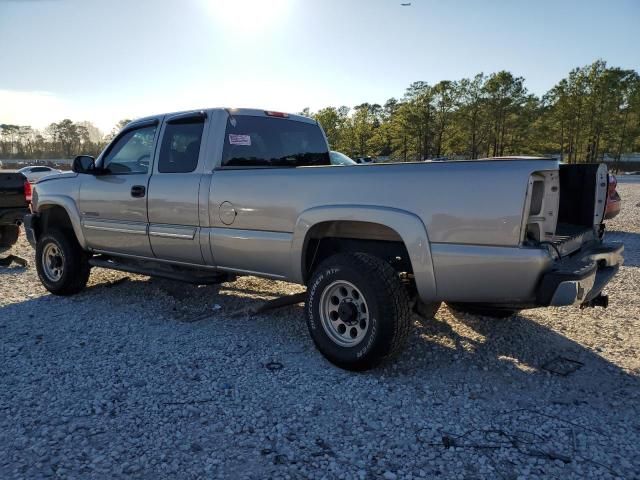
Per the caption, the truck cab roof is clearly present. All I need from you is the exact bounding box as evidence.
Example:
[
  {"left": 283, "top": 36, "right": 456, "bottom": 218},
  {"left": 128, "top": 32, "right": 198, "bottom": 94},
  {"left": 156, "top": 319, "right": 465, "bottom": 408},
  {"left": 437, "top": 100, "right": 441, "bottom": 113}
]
[{"left": 126, "top": 108, "right": 317, "bottom": 131}]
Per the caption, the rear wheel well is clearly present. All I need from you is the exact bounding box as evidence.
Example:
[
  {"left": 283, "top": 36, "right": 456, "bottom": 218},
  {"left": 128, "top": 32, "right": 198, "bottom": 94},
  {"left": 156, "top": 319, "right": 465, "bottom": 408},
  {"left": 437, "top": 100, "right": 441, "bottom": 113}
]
[{"left": 302, "top": 221, "right": 413, "bottom": 283}]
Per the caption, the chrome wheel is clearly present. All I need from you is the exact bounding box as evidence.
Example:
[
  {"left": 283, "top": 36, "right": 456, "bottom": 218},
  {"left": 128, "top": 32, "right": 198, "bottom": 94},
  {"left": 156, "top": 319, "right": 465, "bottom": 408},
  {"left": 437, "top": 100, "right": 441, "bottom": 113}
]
[
  {"left": 319, "top": 280, "right": 370, "bottom": 347},
  {"left": 42, "top": 242, "right": 64, "bottom": 282}
]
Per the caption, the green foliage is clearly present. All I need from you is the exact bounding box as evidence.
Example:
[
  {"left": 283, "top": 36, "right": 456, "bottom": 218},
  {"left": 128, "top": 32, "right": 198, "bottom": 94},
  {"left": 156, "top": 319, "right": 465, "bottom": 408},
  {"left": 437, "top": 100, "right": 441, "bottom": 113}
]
[{"left": 309, "top": 60, "right": 640, "bottom": 164}]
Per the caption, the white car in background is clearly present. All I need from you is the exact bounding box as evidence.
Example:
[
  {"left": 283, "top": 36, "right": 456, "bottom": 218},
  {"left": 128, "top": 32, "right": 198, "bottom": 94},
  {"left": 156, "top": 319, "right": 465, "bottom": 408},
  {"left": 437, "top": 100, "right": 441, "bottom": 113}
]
[
  {"left": 354, "top": 156, "right": 374, "bottom": 164},
  {"left": 18, "top": 166, "right": 62, "bottom": 183},
  {"left": 329, "top": 151, "right": 357, "bottom": 166}
]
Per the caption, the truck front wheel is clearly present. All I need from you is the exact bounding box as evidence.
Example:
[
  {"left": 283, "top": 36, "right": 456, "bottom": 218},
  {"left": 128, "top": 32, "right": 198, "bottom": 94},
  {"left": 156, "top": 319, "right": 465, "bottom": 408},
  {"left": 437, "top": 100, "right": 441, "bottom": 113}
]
[
  {"left": 36, "top": 229, "right": 90, "bottom": 296},
  {"left": 305, "top": 252, "right": 411, "bottom": 371}
]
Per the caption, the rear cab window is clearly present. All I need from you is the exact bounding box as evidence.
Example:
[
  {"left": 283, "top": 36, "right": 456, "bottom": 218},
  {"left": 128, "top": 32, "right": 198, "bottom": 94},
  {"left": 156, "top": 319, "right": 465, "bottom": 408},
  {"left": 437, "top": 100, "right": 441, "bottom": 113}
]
[{"left": 221, "top": 115, "right": 330, "bottom": 168}]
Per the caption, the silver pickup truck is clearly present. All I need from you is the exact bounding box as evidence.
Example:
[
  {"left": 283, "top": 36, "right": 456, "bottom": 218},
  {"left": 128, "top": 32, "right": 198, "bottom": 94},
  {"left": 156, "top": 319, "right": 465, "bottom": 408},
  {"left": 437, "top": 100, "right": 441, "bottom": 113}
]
[{"left": 25, "top": 108, "right": 623, "bottom": 370}]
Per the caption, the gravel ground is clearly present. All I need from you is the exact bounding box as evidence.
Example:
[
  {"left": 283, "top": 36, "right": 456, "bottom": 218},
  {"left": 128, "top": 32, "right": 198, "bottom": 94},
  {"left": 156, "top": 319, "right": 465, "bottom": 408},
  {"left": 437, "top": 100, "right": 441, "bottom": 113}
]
[{"left": 1, "top": 183, "right": 639, "bottom": 480}]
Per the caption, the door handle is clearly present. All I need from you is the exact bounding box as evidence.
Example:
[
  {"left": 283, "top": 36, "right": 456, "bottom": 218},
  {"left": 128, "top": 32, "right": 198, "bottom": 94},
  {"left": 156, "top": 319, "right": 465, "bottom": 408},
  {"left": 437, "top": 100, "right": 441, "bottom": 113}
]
[{"left": 131, "top": 185, "right": 146, "bottom": 198}]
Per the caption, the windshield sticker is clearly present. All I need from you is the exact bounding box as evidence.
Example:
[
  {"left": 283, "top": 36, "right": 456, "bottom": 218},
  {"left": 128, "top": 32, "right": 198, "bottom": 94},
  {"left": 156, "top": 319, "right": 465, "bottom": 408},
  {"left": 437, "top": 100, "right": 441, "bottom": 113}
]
[{"left": 228, "top": 134, "right": 251, "bottom": 146}]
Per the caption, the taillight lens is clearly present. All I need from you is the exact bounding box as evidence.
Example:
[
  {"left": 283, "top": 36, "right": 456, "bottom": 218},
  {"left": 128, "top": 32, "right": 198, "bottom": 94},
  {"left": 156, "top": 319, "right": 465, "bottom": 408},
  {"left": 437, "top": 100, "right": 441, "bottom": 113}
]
[
  {"left": 24, "top": 181, "right": 32, "bottom": 203},
  {"left": 607, "top": 173, "right": 617, "bottom": 197}
]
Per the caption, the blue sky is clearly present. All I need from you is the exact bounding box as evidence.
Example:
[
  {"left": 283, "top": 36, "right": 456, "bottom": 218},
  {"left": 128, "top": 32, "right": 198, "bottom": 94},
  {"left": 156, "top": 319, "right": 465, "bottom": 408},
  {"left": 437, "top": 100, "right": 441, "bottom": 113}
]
[{"left": 1, "top": 0, "right": 639, "bottom": 132}]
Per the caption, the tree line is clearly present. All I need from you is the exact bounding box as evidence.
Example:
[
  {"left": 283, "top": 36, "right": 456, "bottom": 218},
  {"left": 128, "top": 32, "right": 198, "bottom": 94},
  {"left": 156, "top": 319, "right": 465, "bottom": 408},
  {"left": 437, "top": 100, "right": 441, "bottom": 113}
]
[
  {"left": 2, "top": 60, "right": 639, "bottom": 167},
  {"left": 0, "top": 119, "right": 130, "bottom": 161},
  {"left": 304, "top": 60, "right": 640, "bottom": 167}
]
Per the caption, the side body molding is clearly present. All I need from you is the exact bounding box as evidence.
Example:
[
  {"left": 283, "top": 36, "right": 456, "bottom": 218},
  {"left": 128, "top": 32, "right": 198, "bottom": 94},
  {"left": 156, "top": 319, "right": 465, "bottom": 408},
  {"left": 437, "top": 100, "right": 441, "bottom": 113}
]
[
  {"left": 36, "top": 195, "right": 88, "bottom": 249},
  {"left": 291, "top": 205, "right": 437, "bottom": 302}
]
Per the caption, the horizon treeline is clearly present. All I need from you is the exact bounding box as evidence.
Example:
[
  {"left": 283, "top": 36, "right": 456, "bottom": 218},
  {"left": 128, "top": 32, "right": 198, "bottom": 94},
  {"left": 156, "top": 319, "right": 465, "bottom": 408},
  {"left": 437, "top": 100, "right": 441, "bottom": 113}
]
[
  {"left": 1, "top": 60, "right": 639, "bottom": 166},
  {"left": 0, "top": 118, "right": 130, "bottom": 161},
  {"left": 304, "top": 60, "right": 639, "bottom": 166}
]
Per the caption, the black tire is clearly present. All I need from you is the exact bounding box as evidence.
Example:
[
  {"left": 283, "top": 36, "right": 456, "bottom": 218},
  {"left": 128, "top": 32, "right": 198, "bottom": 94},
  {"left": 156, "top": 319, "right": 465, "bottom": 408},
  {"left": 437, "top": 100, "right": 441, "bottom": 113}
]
[
  {"left": 305, "top": 252, "right": 411, "bottom": 371},
  {"left": 36, "top": 228, "right": 90, "bottom": 295},
  {"left": 448, "top": 303, "right": 519, "bottom": 319},
  {"left": 414, "top": 299, "right": 442, "bottom": 320},
  {"left": 0, "top": 225, "right": 19, "bottom": 253}
]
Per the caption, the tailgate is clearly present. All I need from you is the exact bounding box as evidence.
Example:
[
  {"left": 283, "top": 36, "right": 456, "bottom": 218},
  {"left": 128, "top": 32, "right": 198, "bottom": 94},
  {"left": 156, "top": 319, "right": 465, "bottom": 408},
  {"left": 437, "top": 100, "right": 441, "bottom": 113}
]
[
  {"left": 523, "top": 163, "right": 608, "bottom": 256},
  {"left": 0, "top": 172, "right": 27, "bottom": 209}
]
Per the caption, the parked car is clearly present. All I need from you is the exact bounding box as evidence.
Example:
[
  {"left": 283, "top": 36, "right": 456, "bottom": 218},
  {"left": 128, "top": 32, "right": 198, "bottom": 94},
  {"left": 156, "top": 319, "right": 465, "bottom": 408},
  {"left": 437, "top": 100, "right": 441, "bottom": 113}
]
[
  {"left": 354, "top": 156, "right": 374, "bottom": 164},
  {"left": 330, "top": 151, "right": 357, "bottom": 166},
  {"left": 0, "top": 170, "right": 30, "bottom": 254},
  {"left": 24, "top": 108, "right": 623, "bottom": 370},
  {"left": 604, "top": 172, "right": 621, "bottom": 220},
  {"left": 18, "top": 165, "right": 62, "bottom": 183}
]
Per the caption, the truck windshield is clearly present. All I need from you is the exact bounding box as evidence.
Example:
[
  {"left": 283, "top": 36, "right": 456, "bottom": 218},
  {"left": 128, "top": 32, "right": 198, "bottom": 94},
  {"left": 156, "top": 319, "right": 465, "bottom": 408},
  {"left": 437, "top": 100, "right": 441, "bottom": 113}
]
[{"left": 221, "top": 115, "right": 330, "bottom": 168}]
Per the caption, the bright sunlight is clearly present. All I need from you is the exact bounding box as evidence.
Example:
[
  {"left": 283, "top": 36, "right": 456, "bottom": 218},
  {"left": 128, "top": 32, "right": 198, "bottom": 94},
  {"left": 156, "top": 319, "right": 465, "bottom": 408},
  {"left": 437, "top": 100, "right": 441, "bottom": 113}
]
[{"left": 199, "top": 0, "right": 292, "bottom": 33}]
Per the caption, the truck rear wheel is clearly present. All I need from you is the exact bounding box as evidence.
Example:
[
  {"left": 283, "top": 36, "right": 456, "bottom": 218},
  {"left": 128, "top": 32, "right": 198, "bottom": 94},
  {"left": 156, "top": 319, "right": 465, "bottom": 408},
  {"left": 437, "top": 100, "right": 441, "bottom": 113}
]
[
  {"left": 305, "top": 252, "right": 411, "bottom": 371},
  {"left": 36, "top": 229, "right": 90, "bottom": 295},
  {"left": 0, "top": 225, "right": 19, "bottom": 253}
]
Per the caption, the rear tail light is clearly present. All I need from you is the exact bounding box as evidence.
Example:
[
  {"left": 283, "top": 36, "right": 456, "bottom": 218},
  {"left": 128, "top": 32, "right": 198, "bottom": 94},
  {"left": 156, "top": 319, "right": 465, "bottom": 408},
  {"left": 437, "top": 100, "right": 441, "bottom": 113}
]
[
  {"left": 607, "top": 173, "right": 617, "bottom": 197},
  {"left": 265, "top": 110, "right": 288, "bottom": 118},
  {"left": 528, "top": 180, "right": 545, "bottom": 216},
  {"left": 523, "top": 171, "right": 560, "bottom": 244},
  {"left": 24, "top": 180, "right": 32, "bottom": 203}
]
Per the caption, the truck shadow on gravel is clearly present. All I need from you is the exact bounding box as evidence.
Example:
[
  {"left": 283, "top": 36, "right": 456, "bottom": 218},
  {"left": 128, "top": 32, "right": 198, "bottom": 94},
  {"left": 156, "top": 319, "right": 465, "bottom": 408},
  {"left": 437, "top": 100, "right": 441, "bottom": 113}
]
[
  {"left": 0, "top": 264, "right": 27, "bottom": 274},
  {"left": 399, "top": 305, "right": 638, "bottom": 400}
]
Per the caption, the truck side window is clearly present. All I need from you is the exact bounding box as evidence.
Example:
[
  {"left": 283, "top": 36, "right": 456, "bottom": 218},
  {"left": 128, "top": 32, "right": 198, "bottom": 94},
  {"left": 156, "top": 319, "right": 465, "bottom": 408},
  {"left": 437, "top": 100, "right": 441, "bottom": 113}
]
[
  {"left": 103, "top": 126, "right": 157, "bottom": 175},
  {"left": 158, "top": 119, "right": 205, "bottom": 173},
  {"left": 221, "top": 116, "right": 330, "bottom": 168}
]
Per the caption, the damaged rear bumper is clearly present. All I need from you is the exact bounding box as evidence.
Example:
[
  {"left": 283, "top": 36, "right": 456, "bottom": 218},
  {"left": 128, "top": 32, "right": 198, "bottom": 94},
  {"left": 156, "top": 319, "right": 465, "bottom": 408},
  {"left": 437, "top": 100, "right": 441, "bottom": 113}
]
[{"left": 536, "top": 242, "right": 624, "bottom": 307}]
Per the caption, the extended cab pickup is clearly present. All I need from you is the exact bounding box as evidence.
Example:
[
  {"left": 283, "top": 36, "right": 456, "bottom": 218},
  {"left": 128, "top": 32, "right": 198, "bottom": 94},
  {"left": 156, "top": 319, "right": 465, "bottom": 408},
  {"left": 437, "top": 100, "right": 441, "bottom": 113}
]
[
  {"left": 0, "top": 170, "right": 30, "bottom": 254},
  {"left": 24, "top": 108, "right": 623, "bottom": 370}
]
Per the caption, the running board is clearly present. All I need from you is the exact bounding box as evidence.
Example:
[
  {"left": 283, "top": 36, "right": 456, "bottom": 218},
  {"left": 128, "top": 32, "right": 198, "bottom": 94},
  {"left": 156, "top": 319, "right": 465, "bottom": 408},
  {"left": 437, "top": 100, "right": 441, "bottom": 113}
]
[{"left": 88, "top": 256, "right": 231, "bottom": 285}]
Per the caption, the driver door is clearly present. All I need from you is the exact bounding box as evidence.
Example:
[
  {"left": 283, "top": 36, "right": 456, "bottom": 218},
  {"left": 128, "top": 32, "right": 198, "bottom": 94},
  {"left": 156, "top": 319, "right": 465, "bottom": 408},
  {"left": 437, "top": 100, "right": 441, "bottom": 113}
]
[{"left": 79, "top": 122, "right": 159, "bottom": 257}]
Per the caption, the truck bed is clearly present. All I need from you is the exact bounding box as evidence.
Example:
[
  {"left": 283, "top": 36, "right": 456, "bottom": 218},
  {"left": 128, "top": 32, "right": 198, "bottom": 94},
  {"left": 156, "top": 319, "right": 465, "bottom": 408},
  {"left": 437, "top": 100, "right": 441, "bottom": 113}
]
[{"left": 0, "top": 171, "right": 28, "bottom": 225}]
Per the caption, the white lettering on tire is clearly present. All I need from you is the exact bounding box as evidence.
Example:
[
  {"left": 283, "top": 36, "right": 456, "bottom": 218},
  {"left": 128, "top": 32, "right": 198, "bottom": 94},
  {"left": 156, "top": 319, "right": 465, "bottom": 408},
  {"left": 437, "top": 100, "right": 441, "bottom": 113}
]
[{"left": 356, "top": 317, "right": 377, "bottom": 358}]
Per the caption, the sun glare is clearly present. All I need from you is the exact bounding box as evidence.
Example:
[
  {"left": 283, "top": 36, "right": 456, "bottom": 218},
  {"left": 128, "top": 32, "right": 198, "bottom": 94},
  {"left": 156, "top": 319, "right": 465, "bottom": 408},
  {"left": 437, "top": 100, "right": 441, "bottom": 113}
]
[{"left": 200, "top": 0, "right": 292, "bottom": 33}]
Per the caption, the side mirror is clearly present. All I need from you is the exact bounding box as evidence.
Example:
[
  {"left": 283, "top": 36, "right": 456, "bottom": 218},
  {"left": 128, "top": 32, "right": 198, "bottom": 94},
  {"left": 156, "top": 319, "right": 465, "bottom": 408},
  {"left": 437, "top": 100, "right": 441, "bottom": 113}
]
[{"left": 72, "top": 155, "right": 95, "bottom": 174}]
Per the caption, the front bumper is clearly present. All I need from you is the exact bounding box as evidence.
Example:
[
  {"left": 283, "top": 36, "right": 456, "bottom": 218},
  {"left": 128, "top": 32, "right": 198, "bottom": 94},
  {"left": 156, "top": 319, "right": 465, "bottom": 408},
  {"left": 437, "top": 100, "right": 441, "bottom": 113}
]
[
  {"left": 536, "top": 242, "right": 624, "bottom": 307},
  {"left": 23, "top": 213, "right": 38, "bottom": 249}
]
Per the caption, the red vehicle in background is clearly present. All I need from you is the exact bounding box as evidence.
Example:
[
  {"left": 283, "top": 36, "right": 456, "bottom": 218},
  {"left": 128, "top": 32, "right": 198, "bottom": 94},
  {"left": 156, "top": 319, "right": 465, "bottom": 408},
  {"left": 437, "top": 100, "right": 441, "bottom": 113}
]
[{"left": 605, "top": 172, "right": 621, "bottom": 219}]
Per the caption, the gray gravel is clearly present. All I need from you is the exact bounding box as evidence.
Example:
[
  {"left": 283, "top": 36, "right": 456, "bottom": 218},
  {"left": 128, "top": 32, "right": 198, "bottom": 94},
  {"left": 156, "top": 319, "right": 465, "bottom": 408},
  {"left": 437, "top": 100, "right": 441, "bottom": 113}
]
[{"left": 1, "top": 183, "right": 639, "bottom": 479}]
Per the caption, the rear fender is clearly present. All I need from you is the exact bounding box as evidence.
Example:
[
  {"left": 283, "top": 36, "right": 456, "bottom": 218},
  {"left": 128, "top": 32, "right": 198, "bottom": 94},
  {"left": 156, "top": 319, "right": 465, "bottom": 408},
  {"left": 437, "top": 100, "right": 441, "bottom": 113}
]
[{"left": 291, "top": 205, "right": 437, "bottom": 301}]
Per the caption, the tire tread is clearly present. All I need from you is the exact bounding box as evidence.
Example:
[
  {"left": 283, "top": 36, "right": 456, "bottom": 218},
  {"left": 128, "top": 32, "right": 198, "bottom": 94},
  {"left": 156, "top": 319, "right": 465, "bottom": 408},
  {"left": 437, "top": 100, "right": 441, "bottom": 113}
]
[
  {"left": 306, "top": 252, "right": 411, "bottom": 370},
  {"left": 352, "top": 252, "right": 411, "bottom": 360},
  {"left": 36, "top": 228, "right": 90, "bottom": 295}
]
